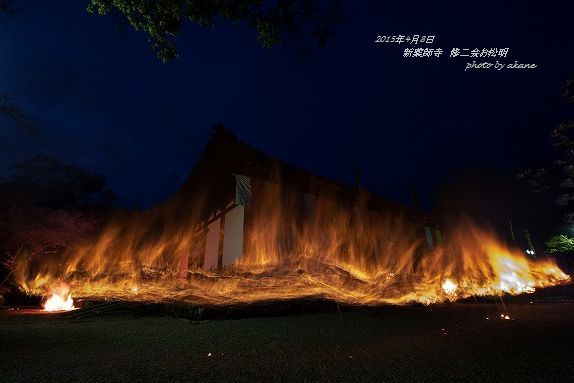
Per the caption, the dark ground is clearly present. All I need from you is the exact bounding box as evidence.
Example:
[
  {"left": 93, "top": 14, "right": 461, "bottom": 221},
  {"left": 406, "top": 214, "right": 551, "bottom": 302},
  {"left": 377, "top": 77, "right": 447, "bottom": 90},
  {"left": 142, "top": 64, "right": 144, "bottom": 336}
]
[{"left": 1, "top": 295, "right": 574, "bottom": 383}]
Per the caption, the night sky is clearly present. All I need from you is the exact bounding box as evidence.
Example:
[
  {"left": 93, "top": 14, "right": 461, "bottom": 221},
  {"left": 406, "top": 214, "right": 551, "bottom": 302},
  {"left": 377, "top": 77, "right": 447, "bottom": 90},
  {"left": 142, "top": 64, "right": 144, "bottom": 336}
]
[{"left": 1, "top": 1, "right": 574, "bottom": 208}]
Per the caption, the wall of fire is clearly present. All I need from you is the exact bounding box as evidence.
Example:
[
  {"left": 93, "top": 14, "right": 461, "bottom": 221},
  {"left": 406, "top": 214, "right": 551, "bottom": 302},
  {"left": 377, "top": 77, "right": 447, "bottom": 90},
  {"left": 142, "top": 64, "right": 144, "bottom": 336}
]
[
  {"left": 178, "top": 174, "right": 442, "bottom": 276},
  {"left": 179, "top": 175, "right": 251, "bottom": 276}
]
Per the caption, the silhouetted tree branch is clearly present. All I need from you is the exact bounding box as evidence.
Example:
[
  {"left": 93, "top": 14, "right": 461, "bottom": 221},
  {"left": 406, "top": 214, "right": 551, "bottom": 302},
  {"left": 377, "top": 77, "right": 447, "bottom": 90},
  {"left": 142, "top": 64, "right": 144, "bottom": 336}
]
[
  {"left": 87, "top": 0, "right": 341, "bottom": 62},
  {"left": 0, "top": 5, "right": 34, "bottom": 141},
  {"left": 517, "top": 77, "right": 574, "bottom": 224},
  {"left": 0, "top": 0, "right": 14, "bottom": 15},
  {"left": 0, "top": 94, "right": 36, "bottom": 135}
]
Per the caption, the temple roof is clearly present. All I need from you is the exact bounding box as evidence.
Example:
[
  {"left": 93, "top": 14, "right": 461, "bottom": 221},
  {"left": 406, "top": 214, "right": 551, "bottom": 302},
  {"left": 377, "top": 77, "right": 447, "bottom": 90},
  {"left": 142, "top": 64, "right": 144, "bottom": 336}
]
[{"left": 178, "top": 124, "right": 423, "bottom": 221}]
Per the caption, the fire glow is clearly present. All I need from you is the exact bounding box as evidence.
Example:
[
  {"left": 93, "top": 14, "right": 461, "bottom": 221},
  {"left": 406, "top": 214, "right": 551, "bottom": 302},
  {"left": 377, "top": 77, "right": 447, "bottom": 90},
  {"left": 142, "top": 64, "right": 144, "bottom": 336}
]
[
  {"left": 43, "top": 284, "right": 75, "bottom": 311},
  {"left": 14, "top": 180, "right": 571, "bottom": 307}
]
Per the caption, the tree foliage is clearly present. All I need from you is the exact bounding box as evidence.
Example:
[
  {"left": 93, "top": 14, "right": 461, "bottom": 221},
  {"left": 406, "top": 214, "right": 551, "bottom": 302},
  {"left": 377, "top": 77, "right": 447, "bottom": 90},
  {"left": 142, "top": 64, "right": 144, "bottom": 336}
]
[
  {"left": 0, "top": 155, "right": 116, "bottom": 283},
  {"left": 517, "top": 79, "right": 574, "bottom": 224},
  {"left": 87, "top": 0, "right": 341, "bottom": 62},
  {"left": 0, "top": 0, "right": 14, "bottom": 14},
  {"left": 6, "top": 154, "right": 115, "bottom": 208},
  {"left": 546, "top": 234, "right": 574, "bottom": 254}
]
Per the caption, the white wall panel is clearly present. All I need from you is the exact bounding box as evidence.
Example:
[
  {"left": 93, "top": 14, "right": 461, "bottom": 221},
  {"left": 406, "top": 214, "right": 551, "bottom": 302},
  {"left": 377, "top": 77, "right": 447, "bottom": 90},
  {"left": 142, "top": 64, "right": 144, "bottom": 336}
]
[
  {"left": 222, "top": 205, "right": 245, "bottom": 266},
  {"left": 203, "top": 218, "right": 221, "bottom": 271}
]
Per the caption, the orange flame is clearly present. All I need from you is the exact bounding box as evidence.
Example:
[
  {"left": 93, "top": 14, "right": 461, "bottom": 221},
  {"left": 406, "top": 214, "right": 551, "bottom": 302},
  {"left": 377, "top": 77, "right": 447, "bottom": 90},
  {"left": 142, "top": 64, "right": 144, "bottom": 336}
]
[
  {"left": 15, "top": 181, "right": 570, "bottom": 307},
  {"left": 43, "top": 283, "right": 75, "bottom": 311}
]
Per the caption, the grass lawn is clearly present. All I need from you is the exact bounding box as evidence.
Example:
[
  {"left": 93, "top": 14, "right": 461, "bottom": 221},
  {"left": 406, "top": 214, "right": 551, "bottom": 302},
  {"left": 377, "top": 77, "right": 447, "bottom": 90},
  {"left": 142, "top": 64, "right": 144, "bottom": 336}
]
[{"left": 1, "top": 301, "right": 574, "bottom": 382}]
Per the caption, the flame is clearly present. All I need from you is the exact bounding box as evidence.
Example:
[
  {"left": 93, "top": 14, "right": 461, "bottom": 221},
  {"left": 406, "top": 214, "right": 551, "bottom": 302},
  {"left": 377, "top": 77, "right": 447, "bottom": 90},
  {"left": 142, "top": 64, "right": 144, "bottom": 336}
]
[
  {"left": 14, "top": 180, "right": 571, "bottom": 307},
  {"left": 441, "top": 278, "right": 458, "bottom": 295},
  {"left": 43, "top": 284, "right": 75, "bottom": 311}
]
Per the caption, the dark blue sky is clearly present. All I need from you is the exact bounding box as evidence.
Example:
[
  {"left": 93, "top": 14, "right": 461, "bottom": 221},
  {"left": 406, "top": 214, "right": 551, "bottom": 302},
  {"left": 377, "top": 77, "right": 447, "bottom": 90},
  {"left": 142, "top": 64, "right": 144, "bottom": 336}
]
[{"left": 1, "top": 1, "right": 574, "bottom": 208}]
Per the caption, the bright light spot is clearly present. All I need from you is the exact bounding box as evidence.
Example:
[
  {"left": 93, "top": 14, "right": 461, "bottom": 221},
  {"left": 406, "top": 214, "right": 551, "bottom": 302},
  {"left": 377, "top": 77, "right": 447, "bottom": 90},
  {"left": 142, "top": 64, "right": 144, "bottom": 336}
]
[
  {"left": 43, "top": 292, "right": 75, "bottom": 311},
  {"left": 499, "top": 271, "right": 535, "bottom": 294},
  {"left": 442, "top": 278, "right": 458, "bottom": 295}
]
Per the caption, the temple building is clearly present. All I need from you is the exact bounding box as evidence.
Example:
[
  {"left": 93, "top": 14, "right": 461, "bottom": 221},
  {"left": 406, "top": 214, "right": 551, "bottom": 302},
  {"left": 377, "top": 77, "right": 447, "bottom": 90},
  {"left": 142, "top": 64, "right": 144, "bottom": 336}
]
[{"left": 176, "top": 125, "right": 440, "bottom": 275}]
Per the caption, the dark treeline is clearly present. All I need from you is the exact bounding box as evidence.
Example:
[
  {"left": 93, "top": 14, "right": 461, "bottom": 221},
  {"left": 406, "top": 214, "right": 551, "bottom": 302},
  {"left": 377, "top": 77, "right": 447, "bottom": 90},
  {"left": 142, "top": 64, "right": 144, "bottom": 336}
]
[{"left": 0, "top": 154, "right": 116, "bottom": 303}]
